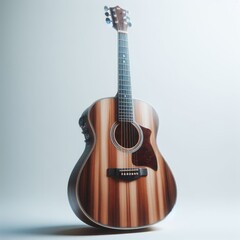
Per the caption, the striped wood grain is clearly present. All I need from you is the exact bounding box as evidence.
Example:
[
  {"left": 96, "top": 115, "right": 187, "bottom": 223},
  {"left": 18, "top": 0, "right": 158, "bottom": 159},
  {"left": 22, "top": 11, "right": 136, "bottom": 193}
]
[{"left": 68, "top": 97, "right": 177, "bottom": 229}]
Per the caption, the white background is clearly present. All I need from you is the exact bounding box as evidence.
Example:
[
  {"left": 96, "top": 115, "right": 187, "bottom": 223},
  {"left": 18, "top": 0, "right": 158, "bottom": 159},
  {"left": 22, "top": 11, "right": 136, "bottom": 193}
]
[{"left": 0, "top": 0, "right": 240, "bottom": 239}]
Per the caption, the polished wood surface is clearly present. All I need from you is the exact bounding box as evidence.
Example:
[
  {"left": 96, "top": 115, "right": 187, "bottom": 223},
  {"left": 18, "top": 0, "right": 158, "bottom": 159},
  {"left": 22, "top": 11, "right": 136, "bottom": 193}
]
[{"left": 68, "top": 97, "right": 177, "bottom": 229}]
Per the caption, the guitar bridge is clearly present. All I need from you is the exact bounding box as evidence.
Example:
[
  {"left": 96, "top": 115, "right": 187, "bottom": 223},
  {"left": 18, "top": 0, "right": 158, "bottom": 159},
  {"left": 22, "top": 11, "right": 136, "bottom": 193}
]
[{"left": 107, "top": 168, "right": 148, "bottom": 181}]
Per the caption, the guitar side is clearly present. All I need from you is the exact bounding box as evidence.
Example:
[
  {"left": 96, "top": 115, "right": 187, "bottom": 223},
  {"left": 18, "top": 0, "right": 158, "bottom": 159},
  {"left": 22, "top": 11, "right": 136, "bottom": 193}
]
[{"left": 68, "top": 97, "right": 177, "bottom": 229}]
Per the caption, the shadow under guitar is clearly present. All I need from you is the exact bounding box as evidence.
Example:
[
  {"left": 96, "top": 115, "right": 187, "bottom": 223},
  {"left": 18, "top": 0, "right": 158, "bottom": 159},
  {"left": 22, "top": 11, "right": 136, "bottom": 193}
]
[{"left": 0, "top": 224, "right": 157, "bottom": 236}]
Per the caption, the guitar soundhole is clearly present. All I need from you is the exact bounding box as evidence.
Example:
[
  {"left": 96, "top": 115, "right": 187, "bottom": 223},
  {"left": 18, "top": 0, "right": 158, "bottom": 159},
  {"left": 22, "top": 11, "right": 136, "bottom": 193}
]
[
  {"left": 115, "top": 122, "right": 139, "bottom": 148},
  {"left": 111, "top": 122, "right": 143, "bottom": 152}
]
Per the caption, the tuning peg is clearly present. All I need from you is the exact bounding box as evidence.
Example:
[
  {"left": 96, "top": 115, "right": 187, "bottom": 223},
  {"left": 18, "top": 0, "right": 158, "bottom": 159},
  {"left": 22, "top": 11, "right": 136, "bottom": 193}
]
[
  {"left": 125, "top": 16, "right": 132, "bottom": 27},
  {"left": 105, "top": 18, "right": 112, "bottom": 24},
  {"left": 105, "top": 12, "right": 110, "bottom": 17},
  {"left": 104, "top": 6, "right": 109, "bottom": 12}
]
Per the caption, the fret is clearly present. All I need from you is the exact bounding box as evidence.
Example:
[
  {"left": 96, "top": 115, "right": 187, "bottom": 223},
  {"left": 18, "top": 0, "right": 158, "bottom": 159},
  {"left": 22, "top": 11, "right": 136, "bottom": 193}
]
[
  {"left": 118, "top": 114, "right": 133, "bottom": 117},
  {"left": 118, "top": 117, "right": 134, "bottom": 120},
  {"left": 118, "top": 101, "right": 132, "bottom": 104},
  {"left": 118, "top": 119, "right": 134, "bottom": 122},
  {"left": 119, "top": 38, "right": 127, "bottom": 41},
  {"left": 119, "top": 72, "right": 130, "bottom": 76},
  {"left": 118, "top": 99, "right": 133, "bottom": 103},
  {"left": 118, "top": 115, "right": 134, "bottom": 117},
  {"left": 118, "top": 94, "right": 132, "bottom": 99},
  {"left": 118, "top": 106, "right": 132, "bottom": 109},
  {"left": 118, "top": 74, "right": 130, "bottom": 77},
  {"left": 118, "top": 112, "right": 133, "bottom": 115},
  {"left": 118, "top": 113, "right": 133, "bottom": 116},
  {"left": 119, "top": 35, "right": 127, "bottom": 40},
  {"left": 118, "top": 93, "right": 132, "bottom": 96},
  {"left": 118, "top": 76, "right": 130, "bottom": 79},
  {"left": 118, "top": 83, "right": 130, "bottom": 86},
  {"left": 118, "top": 118, "right": 134, "bottom": 121},
  {"left": 119, "top": 74, "right": 130, "bottom": 77},
  {"left": 118, "top": 113, "right": 133, "bottom": 115},
  {"left": 118, "top": 103, "right": 132, "bottom": 106},
  {"left": 119, "top": 46, "right": 128, "bottom": 49},
  {"left": 118, "top": 104, "right": 133, "bottom": 107},
  {"left": 118, "top": 87, "right": 131, "bottom": 89},
  {"left": 118, "top": 108, "right": 133, "bottom": 111},
  {"left": 119, "top": 42, "right": 128, "bottom": 47},
  {"left": 118, "top": 95, "right": 132, "bottom": 98},
  {"left": 118, "top": 101, "right": 133, "bottom": 104},
  {"left": 118, "top": 85, "right": 131, "bottom": 88},
  {"left": 118, "top": 34, "right": 128, "bottom": 40},
  {"left": 118, "top": 100, "right": 132, "bottom": 103},
  {"left": 118, "top": 109, "right": 133, "bottom": 112},
  {"left": 118, "top": 90, "right": 132, "bottom": 93},
  {"left": 119, "top": 62, "right": 129, "bottom": 66},
  {"left": 119, "top": 60, "right": 129, "bottom": 62},
  {"left": 118, "top": 86, "right": 131, "bottom": 90},
  {"left": 118, "top": 99, "right": 132, "bottom": 102},
  {"left": 118, "top": 102, "right": 132, "bottom": 105},
  {"left": 118, "top": 50, "right": 128, "bottom": 54},
  {"left": 119, "top": 63, "right": 129, "bottom": 66},
  {"left": 118, "top": 101, "right": 133, "bottom": 105},
  {"left": 119, "top": 116, "right": 134, "bottom": 119},
  {"left": 118, "top": 66, "right": 130, "bottom": 70},
  {"left": 119, "top": 70, "right": 130, "bottom": 73},
  {"left": 119, "top": 68, "right": 129, "bottom": 71},
  {"left": 118, "top": 80, "right": 130, "bottom": 82},
  {"left": 118, "top": 54, "right": 129, "bottom": 58}
]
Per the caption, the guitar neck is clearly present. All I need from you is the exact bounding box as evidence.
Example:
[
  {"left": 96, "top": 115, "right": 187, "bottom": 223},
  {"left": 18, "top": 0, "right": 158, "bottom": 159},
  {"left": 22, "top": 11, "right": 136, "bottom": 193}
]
[{"left": 117, "top": 32, "right": 134, "bottom": 122}]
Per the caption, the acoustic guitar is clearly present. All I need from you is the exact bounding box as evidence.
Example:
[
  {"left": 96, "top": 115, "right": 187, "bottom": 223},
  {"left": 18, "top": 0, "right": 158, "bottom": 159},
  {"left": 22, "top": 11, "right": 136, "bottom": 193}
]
[{"left": 68, "top": 5, "right": 177, "bottom": 230}]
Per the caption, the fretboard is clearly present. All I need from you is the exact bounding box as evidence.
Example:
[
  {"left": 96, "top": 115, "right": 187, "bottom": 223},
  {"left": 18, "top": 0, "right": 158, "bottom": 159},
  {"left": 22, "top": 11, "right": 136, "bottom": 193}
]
[{"left": 117, "top": 32, "right": 133, "bottom": 122}]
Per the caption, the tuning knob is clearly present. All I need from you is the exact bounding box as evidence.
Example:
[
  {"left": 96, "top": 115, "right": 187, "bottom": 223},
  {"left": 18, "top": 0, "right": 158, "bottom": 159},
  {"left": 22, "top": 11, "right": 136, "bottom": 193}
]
[
  {"left": 104, "top": 6, "right": 109, "bottom": 12},
  {"left": 105, "top": 18, "right": 112, "bottom": 24},
  {"left": 125, "top": 16, "right": 132, "bottom": 27}
]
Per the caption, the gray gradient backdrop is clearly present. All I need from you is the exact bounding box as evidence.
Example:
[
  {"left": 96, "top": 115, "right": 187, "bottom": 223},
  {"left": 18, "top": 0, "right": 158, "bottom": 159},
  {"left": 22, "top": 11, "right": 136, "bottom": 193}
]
[{"left": 0, "top": 0, "right": 240, "bottom": 239}]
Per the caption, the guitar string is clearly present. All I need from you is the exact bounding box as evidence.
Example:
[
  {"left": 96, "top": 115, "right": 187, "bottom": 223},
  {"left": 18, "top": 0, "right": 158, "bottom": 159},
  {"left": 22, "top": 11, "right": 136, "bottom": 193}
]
[
  {"left": 118, "top": 32, "right": 136, "bottom": 169},
  {"left": 120, "top": 34, "right": 126, "bottom": 169},
  {"left": 119, "top": 33, "right": 125, "bottom": 168}
]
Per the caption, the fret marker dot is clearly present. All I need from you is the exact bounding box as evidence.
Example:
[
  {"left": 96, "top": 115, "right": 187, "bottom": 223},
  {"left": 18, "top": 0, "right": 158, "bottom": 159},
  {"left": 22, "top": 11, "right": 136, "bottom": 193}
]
[
  {"left": 123, "top": 60, "right": 125, "bottom": 63},
  {"left": 123, "top": 54, "right": 125, "bottom": 58}
]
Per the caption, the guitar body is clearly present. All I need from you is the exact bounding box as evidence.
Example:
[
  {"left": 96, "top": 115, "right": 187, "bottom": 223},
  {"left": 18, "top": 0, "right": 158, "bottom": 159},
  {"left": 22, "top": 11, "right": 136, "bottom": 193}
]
[{"left": 68, "top": 97, "right": 177, "bottom": 229}]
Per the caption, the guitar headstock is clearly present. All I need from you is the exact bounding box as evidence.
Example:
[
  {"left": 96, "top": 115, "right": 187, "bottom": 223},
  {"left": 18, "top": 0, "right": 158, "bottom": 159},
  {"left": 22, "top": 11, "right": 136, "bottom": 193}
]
[{"left": 104, "top": 6, "right": 132, "bottom": 32}]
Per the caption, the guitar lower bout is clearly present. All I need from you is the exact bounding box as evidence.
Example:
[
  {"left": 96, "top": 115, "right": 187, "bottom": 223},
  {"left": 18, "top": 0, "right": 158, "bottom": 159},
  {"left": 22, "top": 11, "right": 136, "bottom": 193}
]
[{"left": 68, "top": 97, "right": 177, "bottom": 230}]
